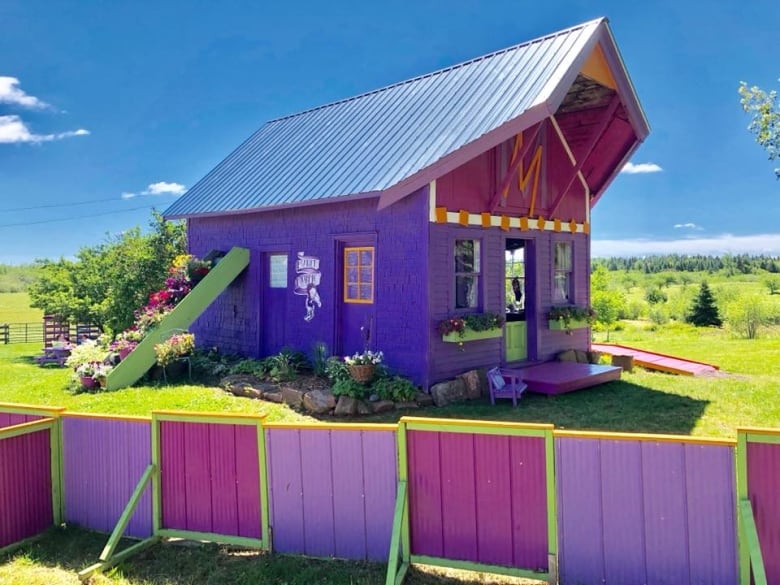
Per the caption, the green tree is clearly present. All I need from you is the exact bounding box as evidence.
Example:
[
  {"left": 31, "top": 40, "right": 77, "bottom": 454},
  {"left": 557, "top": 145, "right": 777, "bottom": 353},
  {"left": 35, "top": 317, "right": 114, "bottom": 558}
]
[
  {"left": 28, "top": 212, "right": 186, "bottom": 332},
  {"left": 590, "top": 265, "right": 626, "bottom": 341},
  {"left": 686, "top": 281, "right": 722, "bottom": 327},
  {"left": 764, "top": 275, "right": 780, "bottom": 295},
  {"left": 726, "top": 295, "right": 770, "bottom": 339},
  {"left": 739, "top": 80, "right": 780, "bottom": 178}
]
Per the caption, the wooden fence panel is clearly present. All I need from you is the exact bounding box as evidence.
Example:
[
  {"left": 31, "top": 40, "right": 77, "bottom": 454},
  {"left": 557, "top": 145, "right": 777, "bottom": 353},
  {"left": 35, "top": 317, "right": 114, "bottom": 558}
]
[
  {"left": 62, "top": 416, "right": 152, "bottom": 538},
  {"left": 0, "top": 428, "right": 53, "bottom": 548},
  {"left": 745, "top": 439, "right": 780, "bottom": 583},
  {"left": 265, "top": 426, "right": 397, "bottom": 561},
  {"left": 556, "top": 436, "right": 737, "bottom": 585}
]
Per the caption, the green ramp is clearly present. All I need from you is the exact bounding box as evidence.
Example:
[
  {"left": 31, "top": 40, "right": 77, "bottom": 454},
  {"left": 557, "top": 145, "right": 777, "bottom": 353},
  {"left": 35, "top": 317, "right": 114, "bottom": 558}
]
[{"left": 106, "top": 247, "right": 250, "bottom": 390}]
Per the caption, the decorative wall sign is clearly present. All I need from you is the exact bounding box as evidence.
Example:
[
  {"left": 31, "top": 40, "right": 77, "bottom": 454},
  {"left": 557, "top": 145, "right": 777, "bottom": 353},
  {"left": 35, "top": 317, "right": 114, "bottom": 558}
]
[
  {"left": 269, "top": 255, "right": 288, "bottom": 288},
  {"left": 294, "top": 251, "right": 322, "bottom": 322}
]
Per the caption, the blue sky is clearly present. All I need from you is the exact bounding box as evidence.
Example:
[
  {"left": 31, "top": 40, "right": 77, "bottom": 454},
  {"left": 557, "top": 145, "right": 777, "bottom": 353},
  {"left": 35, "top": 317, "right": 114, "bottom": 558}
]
[{"left": 1, "top": 0, "right": 778, "bottom": 263}]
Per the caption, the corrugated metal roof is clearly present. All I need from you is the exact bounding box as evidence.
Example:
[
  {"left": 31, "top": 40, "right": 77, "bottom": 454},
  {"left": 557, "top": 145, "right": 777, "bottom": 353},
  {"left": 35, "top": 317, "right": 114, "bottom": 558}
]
[{"left": 165, "top": 19, "right": 604, "bottom": 218}]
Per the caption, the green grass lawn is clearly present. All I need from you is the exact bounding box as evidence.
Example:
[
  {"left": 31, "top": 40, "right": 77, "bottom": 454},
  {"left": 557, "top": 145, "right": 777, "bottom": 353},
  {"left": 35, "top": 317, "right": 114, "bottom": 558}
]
[
  {"left": 0, "top": 292, "right": 42, "bottom": 323},
  {"left": 2, "top": 324, "right": 779, "bottom": 584}
]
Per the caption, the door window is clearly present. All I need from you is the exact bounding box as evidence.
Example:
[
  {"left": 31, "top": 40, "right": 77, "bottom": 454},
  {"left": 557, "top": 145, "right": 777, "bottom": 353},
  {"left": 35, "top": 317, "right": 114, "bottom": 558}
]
[{"left": 344, "top": 247, "right": 374, "bottom": 303}]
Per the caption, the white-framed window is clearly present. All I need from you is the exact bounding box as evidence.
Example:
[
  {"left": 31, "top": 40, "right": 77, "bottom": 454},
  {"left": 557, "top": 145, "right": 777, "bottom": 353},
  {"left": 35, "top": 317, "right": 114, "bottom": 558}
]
[
  {"left": 553, "top": 241, "right": 572, "bottom": 303},
  {"left": 455, "top": 239, "right": 480, "bottom": 309}
]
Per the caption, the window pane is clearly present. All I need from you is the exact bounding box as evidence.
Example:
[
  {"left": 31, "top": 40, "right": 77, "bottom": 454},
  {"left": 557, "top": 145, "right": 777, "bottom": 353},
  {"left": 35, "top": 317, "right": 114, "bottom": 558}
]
[
  {"left": 554, "top": 242, "right": 571, "bottom": 270},
  {"left": 347, "top": 284, "right": 359, "bottom": 300},
  {"left": 346, "top": 250, "right": 358, "bottom": 267},
  {"left": 360, "top": 284, "right": 372, "bottom": 300},
  {"left": 455, "top": 240, "right": 475, "bottom": 272},
  {"left": 347, "top": 267, "right": 358, "bottom": 284},
  {"left": 269, "top": 255, "right": 287, "bottom": 288},
  {"left": 456, "top": 275, "right": 478, "bottom": 308},
  {"left": 360, "top": 249, "right": 373, "bottom": 266},
  {"left": 360, "top": 267, "right": 372, "bottom": 284},
  {"left": 554, "top": 272, "right": 570, "bottom": 302}
]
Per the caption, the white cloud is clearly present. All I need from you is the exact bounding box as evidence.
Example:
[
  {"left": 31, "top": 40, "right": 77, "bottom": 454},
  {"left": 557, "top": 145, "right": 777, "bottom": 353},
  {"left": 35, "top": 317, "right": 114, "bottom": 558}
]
[
  {"left": 0, "top": 76, "right": 49, "bottom": 109},
  {"left": 593, "top": 233, "right": 780, "bottom": 257},
  {"left": 673, "top": 222, "right": 703, "bottom": 230},
  {"left": 0, "top": 115, "right": 90, "bottom": 143},
  {"left": 621, "top": 162, "right": 663, "bottom": 174},
  {"left": 142, "top": 181, "right": 187, "bottom": 196},
  {"left": 120, "top": 181, "right": 187, "bottom": 200}
]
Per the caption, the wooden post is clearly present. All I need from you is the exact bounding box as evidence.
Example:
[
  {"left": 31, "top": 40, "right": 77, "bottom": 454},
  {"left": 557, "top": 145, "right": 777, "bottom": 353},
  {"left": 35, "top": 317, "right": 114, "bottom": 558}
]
[
  {"left": 0, "top": 324, "right": 8, "bottom": 344},
  {"left": 611, "top": 354, "right": 634, "bottom": 372}
]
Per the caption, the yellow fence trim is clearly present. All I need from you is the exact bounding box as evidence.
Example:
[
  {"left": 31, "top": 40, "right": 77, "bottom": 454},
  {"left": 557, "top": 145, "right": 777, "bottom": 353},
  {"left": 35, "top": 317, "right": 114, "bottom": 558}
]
[
  {"left": 554, "top": 429, "right": 736, "bottom": 446},
  {"left": 264, "top": 422, "right": 398, "bottom": 431}
]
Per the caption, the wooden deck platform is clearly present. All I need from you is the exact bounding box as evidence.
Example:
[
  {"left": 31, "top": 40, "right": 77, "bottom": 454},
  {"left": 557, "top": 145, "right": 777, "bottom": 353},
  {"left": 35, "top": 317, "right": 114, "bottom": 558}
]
[
  {"left": 518, "top": 361, "right": 622, "bottom": 395},
  {"left": 591, "top": 343, "right": 719, "bottom": 376}
]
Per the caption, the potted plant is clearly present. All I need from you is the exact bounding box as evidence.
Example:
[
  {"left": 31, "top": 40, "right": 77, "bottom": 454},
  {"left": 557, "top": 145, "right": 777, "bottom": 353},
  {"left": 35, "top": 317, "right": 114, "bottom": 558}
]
[
  {"left": 154, "top": 332, "right": 195, "bottom": 368},
  {"left": 75, "top": 362, "right": 100, "bottom": 389},
  {"left": 438, "top": 312, "right": 505, "bottom": 343},
  {"left": 110, "top": 332, "right": 141, "bottom": 361},
  {"left": 92, "top": 363, "right": 113, "bottom": 388},
  {"left": 344, "top": 350, "right": 384, "bottom": 383},
  {"left": 547, "top": 305, "right": 596, "bottom": 334},
  {"left": 186, "top": 257, "right": 212, "bottom": 285}
]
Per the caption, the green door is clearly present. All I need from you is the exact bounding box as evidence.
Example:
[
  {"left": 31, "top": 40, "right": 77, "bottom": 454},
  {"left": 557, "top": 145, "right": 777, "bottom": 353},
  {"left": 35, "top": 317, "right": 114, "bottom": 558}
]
[{"left": 505, "top": 321, "right": 527, "bottom": 362}]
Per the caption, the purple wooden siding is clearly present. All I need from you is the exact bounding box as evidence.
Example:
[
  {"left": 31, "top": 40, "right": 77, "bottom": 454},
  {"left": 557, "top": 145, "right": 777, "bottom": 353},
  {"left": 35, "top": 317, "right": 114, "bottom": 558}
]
[
  {"left": 0, "top": 429, "right": 53, "bottom": 548},
  {"left": 159, "top": 421, "right": 261, "bottom": 538},
  {"left": 428, "top": 222, "right": 590, "bottom": 382},
  {"left": 406, "top": 430, "right": 548, "bottom": 571},
  {"left": 746, "top": 441, "right": 780, "bottom": 583},
  {"left": 0, "top": 413, "right": 42, "bottom": 429},
  {"left": 266, "top": 427, "right": 397, "bottom": 561},
  {"left": 556, "top": 437, "right": 737, "bottom": 585},
  {"left": 188, "top": 188, "right": 429, "bottom": 385},
  {"left": 61, "top": 417, "right": 152, "bottom": 538}
]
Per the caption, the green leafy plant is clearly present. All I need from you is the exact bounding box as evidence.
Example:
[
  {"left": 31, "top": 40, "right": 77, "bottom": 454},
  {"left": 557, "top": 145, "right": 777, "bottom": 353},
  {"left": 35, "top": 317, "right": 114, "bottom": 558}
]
[
  {"left": 547, "top": 304, "right": 596, "bottom": 334},
  {"left": 66, "top": 339, "right": 110, "bottom": 371},
  {"left": 154, "top": 333, "right": 195, "bottom": 367},
  {"left": 324, "top": 356, "right": 351, "bottom": 382},
  {"left": 332, "top": 377, "right": 370, "bottom": 399},
  {"left": 263, "top": 348, "right": 309, "bottom": 382},
  {"left": 228, "top": 358, "right": 268, "bottom": 377},
  {"left": 371, "top": 376, "right": 418, "bottom": 402},
  {"left": 311, "top": 341, "right": 330, "bottom": 377},
  {"left": 438, "top": 312, "right": 504, "bottom": 337}
]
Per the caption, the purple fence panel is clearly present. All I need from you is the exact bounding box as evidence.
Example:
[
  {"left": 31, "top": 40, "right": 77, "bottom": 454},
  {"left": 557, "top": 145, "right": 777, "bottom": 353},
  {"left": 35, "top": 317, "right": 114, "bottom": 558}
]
[
  {"left": 557, "top": 436, "right": 737, "bottom": 585},
  {"left": 159, "top": 420, "right": 261, "bottom": 538},
  {"left": 407, "top": 430, "right": 548, "bottom": 571},
  {"left": 0, "top": 429, "right": 53, "bottom": 548},
  {"left": 0, "top": 413, "right": 43, "bottom": 429},
  {"left": 747, "top": 441, "right": 780, "bottom": 583},
  {"left": 266, "top": 427, "right": 397, "bottom": 561},
  {"left": 62, "top": 416, "right": 152, "bottom": 538}
]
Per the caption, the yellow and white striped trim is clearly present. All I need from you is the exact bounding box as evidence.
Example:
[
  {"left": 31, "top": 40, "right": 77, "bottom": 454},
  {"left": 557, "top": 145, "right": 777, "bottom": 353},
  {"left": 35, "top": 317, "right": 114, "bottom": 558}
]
[{"left": 432, "top": 206, "right": 589, "bottom": 234}]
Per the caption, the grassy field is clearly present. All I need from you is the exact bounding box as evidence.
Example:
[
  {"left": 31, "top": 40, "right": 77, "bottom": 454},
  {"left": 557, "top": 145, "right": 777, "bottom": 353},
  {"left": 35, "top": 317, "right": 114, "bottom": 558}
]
[
  {"left": 0, "top": 292, "right": 42, "bottom": 323},
  {"left": 1, "top": 322, "right": 779, "bottom": 584}
]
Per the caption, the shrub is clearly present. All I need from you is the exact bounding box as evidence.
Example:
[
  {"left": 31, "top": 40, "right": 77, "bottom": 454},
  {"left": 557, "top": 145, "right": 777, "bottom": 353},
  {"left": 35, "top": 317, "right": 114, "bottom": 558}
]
[
  {"left": 372, "top": 376, "right": 418, "bottom": 402},
  {"left": 263, "top": 348, "right": 309, "bottom": 382},
  {"left": 154, "top": 333, "right": 195, "bottom": 367},
  {"left": 332, "top": 377, "right": 369, "bottom": 399},
  {"left": 229, "top": 358, "right": 267, "bottom": 377},
  {"left": 324, "top": 356, "right": 351, "bottom": 382}
]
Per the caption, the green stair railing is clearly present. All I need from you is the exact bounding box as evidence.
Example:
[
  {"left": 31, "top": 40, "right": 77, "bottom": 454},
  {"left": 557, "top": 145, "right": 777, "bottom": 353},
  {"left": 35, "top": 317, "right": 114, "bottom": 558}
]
[{"left": 106, "top": 247, "right": 250, "bottom": 390}]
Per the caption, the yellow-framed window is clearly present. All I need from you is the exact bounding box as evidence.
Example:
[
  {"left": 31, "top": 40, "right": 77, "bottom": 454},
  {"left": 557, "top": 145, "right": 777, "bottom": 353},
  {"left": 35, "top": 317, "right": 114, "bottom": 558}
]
[{"left": 344, "top": 246, "right": 374, "bottom": 303}]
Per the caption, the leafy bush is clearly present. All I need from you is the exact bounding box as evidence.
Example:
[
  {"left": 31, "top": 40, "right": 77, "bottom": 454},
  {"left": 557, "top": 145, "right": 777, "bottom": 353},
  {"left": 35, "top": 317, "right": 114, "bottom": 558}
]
[
  {"left": 371, "top": 376, "right": 418, "bottom": 402},
  {"left": 645, "top": 287, "right": 668, "bottom": 304},
  {"left": 263, "top": 348, "right": 309, "bottom": 382},
  {"left": 228, "top": 358, "right": 267, "bottom": 377},
  {"left": 154, "top": 333, "right": 195, "bottom": 367},
  {"left": 324, "top": 356, "right": 351, "bottom": 382},
  {"left": 190, "top": 348, "right": 235, "bottom": 380},
  {"left": 66, "top": 339, "right": 109, "bottom": 370},
  {"left": 332, "top": 377, "right": 368, "bottom": 399}
]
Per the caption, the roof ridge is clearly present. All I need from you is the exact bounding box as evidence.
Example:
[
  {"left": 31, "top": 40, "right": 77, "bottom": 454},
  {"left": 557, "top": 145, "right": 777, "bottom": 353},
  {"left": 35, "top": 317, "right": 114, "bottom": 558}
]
[{"left": 266, "top": 17, "right": 605, "bottom": 124}]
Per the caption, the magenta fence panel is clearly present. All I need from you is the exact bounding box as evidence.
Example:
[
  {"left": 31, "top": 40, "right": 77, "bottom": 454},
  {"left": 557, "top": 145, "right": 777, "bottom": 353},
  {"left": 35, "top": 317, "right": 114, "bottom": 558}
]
[
  {"left": 265, "top": 427, "right": 397, "bottom": 561},
  {"left": 159, "top": 420, "right": 261, "bottom": 538},
  {"left": 0, "top": 413, "right": 42, "bottom": 429},
  {"left": 406, "top": 430, "right": 548, "bottom": 571},
  {"left": 746, "top": 440, "right": 780, "bottom": 582},
  {"left": 0, "top": 428, "right": 53, "bottom": 548},
  {"left": 61, "top": 416, "right": 152, "bottom": 538},
  {"left": 556, "top": 437, "right": 737, "bottom": 585}
]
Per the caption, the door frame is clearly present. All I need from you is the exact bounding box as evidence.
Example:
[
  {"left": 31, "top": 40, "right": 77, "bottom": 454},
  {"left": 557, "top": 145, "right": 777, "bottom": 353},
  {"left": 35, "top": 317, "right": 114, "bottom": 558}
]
[{"left": 333, "top": 232, "right": 377, "bottom": 357}]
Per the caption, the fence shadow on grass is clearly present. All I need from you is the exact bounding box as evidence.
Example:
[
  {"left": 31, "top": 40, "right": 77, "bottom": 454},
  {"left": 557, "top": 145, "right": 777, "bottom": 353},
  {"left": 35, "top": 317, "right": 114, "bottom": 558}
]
[{"left": 362, "top": 380, "right": 710, "bottom": 437}]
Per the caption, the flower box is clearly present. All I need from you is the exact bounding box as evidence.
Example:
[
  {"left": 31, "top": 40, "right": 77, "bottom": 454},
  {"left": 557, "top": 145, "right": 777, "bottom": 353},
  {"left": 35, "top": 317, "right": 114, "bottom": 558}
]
[
  {"left": 548, "top": 318, "right": 590, "bottom": 331},
  {"left": 442, "top": 327, "right": 503, "bottom": 343}
]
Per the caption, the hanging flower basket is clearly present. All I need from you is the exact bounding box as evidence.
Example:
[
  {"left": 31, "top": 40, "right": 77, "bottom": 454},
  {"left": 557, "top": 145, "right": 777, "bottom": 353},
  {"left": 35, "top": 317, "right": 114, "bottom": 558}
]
[{"left": 348, "top": 364, "right": 376, "bottom": 383}]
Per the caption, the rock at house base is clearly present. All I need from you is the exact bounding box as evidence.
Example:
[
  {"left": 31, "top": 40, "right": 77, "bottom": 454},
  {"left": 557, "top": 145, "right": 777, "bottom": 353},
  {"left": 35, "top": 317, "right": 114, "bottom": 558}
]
[
  {"left": 430, "top": 379, "right": 468, "bottom": 407},
  {"left": 334, "top": 396, "right": 359, "bottom": 416},
  {"left": 303, "top": 389, "right": 337, "bottom": 414}
]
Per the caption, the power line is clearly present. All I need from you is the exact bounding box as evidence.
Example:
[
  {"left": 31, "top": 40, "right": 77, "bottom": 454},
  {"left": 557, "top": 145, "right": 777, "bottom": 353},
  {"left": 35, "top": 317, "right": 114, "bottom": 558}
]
[
  {"left": 0, "top": 205, "right": 157, "bottom": 228},
  {"left": 0, "top": 196, "right": 129, "bottom": 213}
]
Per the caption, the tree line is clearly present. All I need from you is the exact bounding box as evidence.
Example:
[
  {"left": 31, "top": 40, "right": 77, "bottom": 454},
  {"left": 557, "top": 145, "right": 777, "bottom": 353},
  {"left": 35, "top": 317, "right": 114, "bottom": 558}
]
[{"left": 592, "top": 254, "right": 780, "bottom": 275}]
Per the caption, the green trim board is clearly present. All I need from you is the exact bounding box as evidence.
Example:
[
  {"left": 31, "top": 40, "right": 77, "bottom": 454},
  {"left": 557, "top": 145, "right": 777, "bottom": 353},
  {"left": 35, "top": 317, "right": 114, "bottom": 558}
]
[
  {"left": 0, "top": 417, "right": 56, "bottom": 440},
  {"left": 385, "top": 481, "right": 408, "bottom": 585},
  {"left": 403, "top": 422, "right": 549, "bottom": 438},
  {"left": 739, "top": 500, "right": 768, "bottom": 585},
  {"left": 106, "top": 246, "right": 250, "bottom": 390},
  {"left": 0, "top": 530, "right": 51, "bottom": 558},
  {"left": 409, "top": 555, "right": 550, "bottom": 581},
  {"left": 151, "top": 416, "right": 161, "bottom": 534},
  {"left": 152, "top": 411, "right": 265, "bottom": 425},
  {"left": 78, "top": 537, "right": 160, "bottom": 582},
  {"left": 256, "top": 422, "right": 271, "bottom": 549},
  {"left": 100, "top": 464, "right": 156, "bottom": 562},
  {"left": 548, "top": 318, "right": 589, "bottom": 331},
  {"left": 397, "top": 422, "right": 410, "bottom": 565},
  {"left": 746, "top": 433, "right": 780, "bottom": 445},
  {"left": 0, "top": 403, "right": 65, "bottom": 417},
  {"left": 442, "top": 327, "right": 503, "bottom": 343},
  {"left": 156, "top": 528, "right": 264, "bottom": 548},
  {"left": 544, "top": 429, "right": 558, "bottom": 572},
  {"left": 49, "top": 418, "right": 62, "bottom": 526}
]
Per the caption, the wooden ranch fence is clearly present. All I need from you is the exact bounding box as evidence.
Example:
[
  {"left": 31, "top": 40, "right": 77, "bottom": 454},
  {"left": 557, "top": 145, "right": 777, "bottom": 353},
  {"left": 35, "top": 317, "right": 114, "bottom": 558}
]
[{"left": 0, "top": 403, "right": 775, "bottom": 585}]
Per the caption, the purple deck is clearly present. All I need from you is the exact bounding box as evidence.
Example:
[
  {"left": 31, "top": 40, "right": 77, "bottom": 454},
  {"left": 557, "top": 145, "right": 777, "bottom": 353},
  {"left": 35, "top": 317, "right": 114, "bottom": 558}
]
[
  {"left": 518, "top": 362, "right": 621, "bottom": 395},
  {"left": 591, "top": 343, "right": 719, "bottom": 376}
]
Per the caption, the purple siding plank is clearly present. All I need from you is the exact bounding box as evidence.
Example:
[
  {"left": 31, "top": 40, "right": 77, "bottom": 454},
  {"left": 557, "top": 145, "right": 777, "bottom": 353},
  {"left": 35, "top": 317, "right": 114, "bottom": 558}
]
[
  {"left": 62, "top": 418, "right": 152, "bottom": 539},
  {"left": 556, "top": 438, "right": 605, "bottom": 585},
  {"left": 330, "top": 431, "right": 368, "bottom": 560},
  {"left": 684, "top": 444, "right": 737, "bottom": 585},
  {"left": 209, "top": 424, "right": 239, "bottom": 537},
  {"left": 299, "top": 429, "right": 335, "bottom": 557},
  {"left": 508, "top": 435, "right": 548, "bottom": 571},
  {"left": 361, "top": 431, "right": 397, "bottom": 561},
  {"left": 599, "top": 440, "right": 646, "bottom": 585},
  {"left": 408, "top": 430, "right": 444, "bottom": 557},
  {"left": 234, "top": 425, "right": 261, "bottom": 539},
  {"left": 747, "top": 441, "right": 780, "bottom": 584},
  {"left": 0, "top": 430, "right": 52, "bottom": 548},
  {"left": 267, "top": 429, "right": 305, "bottom": 554},
  {"left": 474, "top": 434, "right": 513, "bottom": 567},
  {"left": 439, "top": 433, "right": 478, "bottom": 562},
  {"left": 641, "top": 442, "right": 690, "bottom": 585},
  {"left": 160, "top": 420, "right": 187, "bottom": 531},
  {"left": 182, "top": 422, "right": 213, "bottom": 533}
]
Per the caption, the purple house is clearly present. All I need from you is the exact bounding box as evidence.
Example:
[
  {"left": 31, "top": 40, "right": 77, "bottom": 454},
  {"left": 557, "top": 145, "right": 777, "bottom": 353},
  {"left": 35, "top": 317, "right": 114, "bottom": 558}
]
[{"left": 164, "top": 18, "right": 648, "bottom": 390}]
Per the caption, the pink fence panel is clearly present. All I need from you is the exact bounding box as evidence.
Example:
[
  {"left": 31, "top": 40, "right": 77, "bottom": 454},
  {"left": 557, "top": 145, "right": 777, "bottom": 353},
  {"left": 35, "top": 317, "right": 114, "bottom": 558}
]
[
  {"left": 746, "top": 440, "right": 780, "bottom": 582},
  {"left": 0, "top": 413, "right": 42, "bottom": 430},
  {"left": 556, "top": 436, "right": 737, "bottom": 585},
  {"left": 62, "top": 416, "right": 152, "bottom": 538},
  {"left": 406, "top": 430, "right": 549, "bottom": 572},
  {"left": 159, "top": 420, "right": 261, "bottom": 538},
  {"left": 0, "top": 428, "right": 53, "bottom": 548},
  {"left": 266, "top": 427, "right": 397, "bottom": 561}
]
